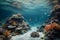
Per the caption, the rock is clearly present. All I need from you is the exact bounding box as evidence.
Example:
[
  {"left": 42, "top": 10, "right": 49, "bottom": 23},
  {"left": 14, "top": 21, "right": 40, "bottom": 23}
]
[
  {"left": 0, "top": 27, "right": 4, "bottom": 35},
  {"left": 21, "top": 30, "right": 27, "bottom": 33},
  {"left": 3, "top": 13, "right": 30, "bottom": 34},
  {"left": 15, "top": 28, "right": 23, "bottom": 34},
  {"left": 48, "top": 5, "right": 60, "bottom": 23},
  {"left": 11, "top": 32, "right": 16, "bottom": 36},
  {"left": 41, "top": 37, "right": 44, "bottom": 39},
  {"left": 30, "top": 32, "right": 40, "bottom": 38},
  {"left": 37, "top": 24, "right": 45, "bottom": 32},
  {"left": 0, "top": 35, "right": 5, "bottom": 40}
]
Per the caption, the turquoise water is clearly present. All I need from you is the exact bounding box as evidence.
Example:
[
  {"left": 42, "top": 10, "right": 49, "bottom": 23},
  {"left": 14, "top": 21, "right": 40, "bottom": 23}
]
[
  {"left": 0, "top": 0, "right": 53, "bottom": 27},
  {"left": 0, "top": 0, "right": 53, "bottom": 40}
]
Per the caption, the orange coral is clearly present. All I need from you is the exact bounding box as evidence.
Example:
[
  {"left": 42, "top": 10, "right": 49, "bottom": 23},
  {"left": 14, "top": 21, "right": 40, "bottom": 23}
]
[
  {"left": 3, "top": 30, "right": 11, "bottom": 37},
  {"left": 45, "top": 23, "right": 60, "bottom": 32}
]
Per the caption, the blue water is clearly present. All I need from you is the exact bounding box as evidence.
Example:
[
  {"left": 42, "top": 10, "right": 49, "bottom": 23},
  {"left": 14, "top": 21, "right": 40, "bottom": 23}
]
[{"left": 0, "top": 0, "right": 53, "bottom": 27}]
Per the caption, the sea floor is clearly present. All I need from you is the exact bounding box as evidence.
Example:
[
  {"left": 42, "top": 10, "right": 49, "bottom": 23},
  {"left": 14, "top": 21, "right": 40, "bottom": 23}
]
[{"left": 10, "top": 27, "right": 44, "bottom": 40}]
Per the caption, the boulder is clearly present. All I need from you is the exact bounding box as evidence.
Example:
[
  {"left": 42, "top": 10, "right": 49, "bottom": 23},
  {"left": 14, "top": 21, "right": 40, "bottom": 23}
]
[{"left": 30, "top": 32, "right": 39, "bottom": 38}]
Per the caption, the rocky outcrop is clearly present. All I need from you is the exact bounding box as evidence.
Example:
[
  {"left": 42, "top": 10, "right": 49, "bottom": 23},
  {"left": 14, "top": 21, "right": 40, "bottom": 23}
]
[
  {"left": 3, "top": 13, "right": 30, "bottom": 35},
  {"left": 49, "top": 5, "right": 60, "bottom": 24},
  {"left": 44, "top": 1, "right": 60, "bottom": 40}
]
